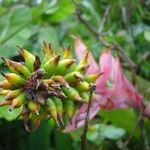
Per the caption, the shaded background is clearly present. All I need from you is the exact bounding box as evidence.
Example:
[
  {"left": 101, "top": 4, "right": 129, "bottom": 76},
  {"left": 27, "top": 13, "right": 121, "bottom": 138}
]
[{"left": 0, "top": 0, "right": 150, "bottom": 150}]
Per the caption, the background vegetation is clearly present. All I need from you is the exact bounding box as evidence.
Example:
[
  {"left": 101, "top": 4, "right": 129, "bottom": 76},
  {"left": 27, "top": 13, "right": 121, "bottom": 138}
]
[{"left": 0, "top": 0, "right": 150, "bottom": 150}]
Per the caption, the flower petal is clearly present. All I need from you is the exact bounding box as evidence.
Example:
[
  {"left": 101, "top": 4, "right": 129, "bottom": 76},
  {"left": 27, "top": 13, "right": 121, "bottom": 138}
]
[{"left": 71, "top": 35, "right": 99, "bottom": 74}]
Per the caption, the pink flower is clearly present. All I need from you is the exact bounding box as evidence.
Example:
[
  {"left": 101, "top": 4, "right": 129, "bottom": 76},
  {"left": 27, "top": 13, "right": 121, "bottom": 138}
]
[
  {"left": 63, "top": 36, "right": 146, "bottom": 133},
  {"left": 96, "top": 50, "right": 143, "bottom": 109}
]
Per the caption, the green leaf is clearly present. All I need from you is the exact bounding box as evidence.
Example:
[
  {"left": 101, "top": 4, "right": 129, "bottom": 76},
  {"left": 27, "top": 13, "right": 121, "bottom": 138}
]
[
  {"left": 0, "top": 6, "right": 32, "bottom": 58},
  {"left": 44, "top": 0, "right": 75, "bottom": 23},
  {"left": 99, "top": 109, "right": 140, "bottom": 137},
  {"left": 87, "top": 124, "right": 125, "bottom": 143}
]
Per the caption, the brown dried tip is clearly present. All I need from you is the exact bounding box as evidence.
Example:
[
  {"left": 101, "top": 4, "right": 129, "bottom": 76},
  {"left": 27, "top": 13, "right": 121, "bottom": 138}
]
[
  {"left": 1, "top": 57, "right": 6, "bottom": 63},
  {"left": 34, "top": 55, "right": 41, "bottom": 71},
  {"left": 66, "top": 59, "right": 75, "bottom": 68},
  {"left": 74, "top": 73, "right": 84, "bottom": 81},
  {"left": 17, "top": 45, "right": 24, "bottom": 54},
  {"left": 52, "top": 76, "right": 69, "bottom": 88},
  {"left": 57, "top": 91, "right": 66, "bottom": 99},
  {"left": 53, "top": 55, "right": 61, "bottom": 64},
  {"left": 1, "top": 71, "right": 6, "bottom": 77}
]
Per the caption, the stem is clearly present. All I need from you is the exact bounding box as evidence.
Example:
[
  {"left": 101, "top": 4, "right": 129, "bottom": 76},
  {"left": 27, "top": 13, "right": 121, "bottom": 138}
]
[{"left": 81, "top": 84, "right": 95, "bottom": 150}]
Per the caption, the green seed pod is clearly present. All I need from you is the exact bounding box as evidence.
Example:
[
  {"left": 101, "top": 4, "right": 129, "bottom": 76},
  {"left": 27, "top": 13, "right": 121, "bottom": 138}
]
[
  {"left": 62, "top": 87, "right": 83, "bottom": 102},
  {"left": 0, "top": 42, "right": 95, "bottom": 131},
  {"left": 10, "top": 93, "right": 26, "bottom": 110},
  {"left": 52, "top": 97, "right": 64, "bottom": 127},
  {"left": 84, "top": 73, "right": 102, "bottom": 83},
  {"left": 76, "top": 81, "right": 90, "bottom": 92},
  {"left": 45, "top": 98, "right": 59, "bottom": 126},
  {"left": 63, "top": 100, "right": 74, "bottom": 121},
  {"left": 0, "top": 90, "right": 11, "bottom": 96},
  {"left": 55, "top": 59, "right": 75, "bottom": 75},
  {"left": 28, "top": 101, "right": 41, "bottom": 115},
  {"left": 80, "top": 92, "right": 90, "bottom": 103},
  {"left": 1, "top": 58, "right": 31, "bottom": 79},
  {"left": 18, "top": 46, "right": 35, "bottom": 72},
  {"left": 5, "top": 89, "right": 22, "bottom": 101},
  {"left": 42, "top": 55, "right": 60, "bottom": 77},
  {"left": 63, "top": 46, "right": 72, "bottom": 58},
  {"left": 53, "top": 97, "right": 63, "bottom": 117},
  {"left": 2, "top": 73, "right": 25, "bottom": 88},
  {"left": 64, "top": 71, "right": 83, "bottom": 83}
]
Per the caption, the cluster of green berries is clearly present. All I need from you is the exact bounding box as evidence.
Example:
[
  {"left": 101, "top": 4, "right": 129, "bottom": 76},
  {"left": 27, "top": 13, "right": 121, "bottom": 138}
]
[{"left": 0, "top": 42, "right": 99, "bottom": 131}]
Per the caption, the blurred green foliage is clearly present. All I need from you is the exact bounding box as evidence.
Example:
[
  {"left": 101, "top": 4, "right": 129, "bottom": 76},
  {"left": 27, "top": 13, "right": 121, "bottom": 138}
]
[{"left": 0, "top": 0, "right": 150, "bottom": 150}]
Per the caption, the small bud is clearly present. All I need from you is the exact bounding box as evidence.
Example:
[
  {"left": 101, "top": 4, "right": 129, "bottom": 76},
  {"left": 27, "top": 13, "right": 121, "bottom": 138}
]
[
  {"left": 18, "top": 46, "right": 35, "bottom": 71},
  {"left": 84, "top": 73, "right": 103, "bottom": 83},
  {"left": 62, "top": 87, "right": 83, "bottom": 102},
  {"left": 55, "top": 59, "right": 75, "bottom": 75},
  {"left": 42, "top": 55, "right": 61, "bottom": 77},
  {"left": 43, "top": 41, "right": 53, "bottom": 58},
  {"left": 46, "top": 98, "right": 60, "bottom": 127},
  {"left": 11, "top": 93, "right": 26, "bottom": 109},
  {"left": 76, "top": 81, "right": 90, "bottom": 92},
  {"left": 28, "top": 101, "right": 41, "bottom": 114},
  {"left": 2, "top": 73, "right": 25, "bottom": 88},
  {"left": 1, "top": 57, "right": 31, "bottom": 79},
  {"left": 63, "top": 100, "right": 74, "bottom": 122},
  {"left": 64, "top": 71, "right": 83, "bottom": 83}
]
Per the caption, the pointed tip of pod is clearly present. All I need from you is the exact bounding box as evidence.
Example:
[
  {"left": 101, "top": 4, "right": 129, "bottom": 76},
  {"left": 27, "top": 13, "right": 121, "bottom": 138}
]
[
  {"left": 58, "top": 91, "right": 67, "bottom": 99},
  {"left": 63, "top": 45, "right": 72, "bottom": 58},
  {"left": 73, "top": 94, "right": 84, "bottom": 102},
  {"left": 17, "top": 45, "right": 24, "bottom": 55},
  {"left": 57, "top": 115, "right": 65, "bottom": 129},
  {"left": 54, "top": 54, "right": 61, "bottom": 64},
  {"left": 85, "top": 72, "right": 103, "bottom": 82},
  {"left": 1, "top": 57, "right": 6, "bottom": 63},
  {"left": 93, "top": 72, "right": 103, "bottom": 81},
  {"left": 81, "top": 51, "right": 89, "bottom": 64},
  {"left": 0, "top": 71, "right": 6, "bottom": 77},
  {"left": 66, "top": 59, "right": 75, "bottom": 68},
  {"left": 43, "top": 41, "right": 53, "bottom": 57},
  {"left": 74, "top": 72, "right": 84, "bottom": 81},
  {"left": 0, "top": 100, "right": 11, "bottom": 106},
  {"left": 17, "top": 46, "right": 26, "bottom": 57},
  {"left": 76, "top": 64, "right": 89, "bottom": 73}
]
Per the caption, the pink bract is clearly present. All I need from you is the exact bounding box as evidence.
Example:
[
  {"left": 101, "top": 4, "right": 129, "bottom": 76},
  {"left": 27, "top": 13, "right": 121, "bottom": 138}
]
[{"left": 63, "top": 36, "right": 145, "bottom": 133}]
